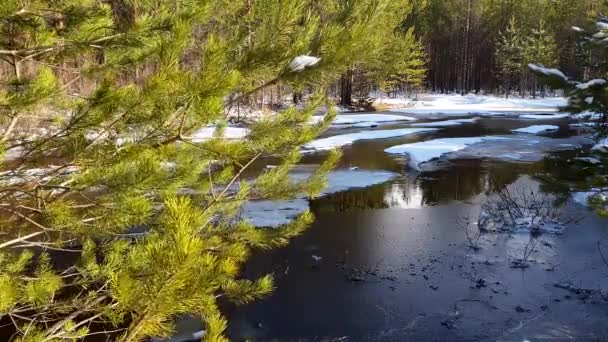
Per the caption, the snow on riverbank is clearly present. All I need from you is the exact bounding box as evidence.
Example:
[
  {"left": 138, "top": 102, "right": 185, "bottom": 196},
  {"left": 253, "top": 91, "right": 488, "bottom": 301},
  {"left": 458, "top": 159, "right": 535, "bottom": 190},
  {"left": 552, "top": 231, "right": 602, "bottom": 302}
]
[
  {"left": 512, "top": 125, "right": 559, "bottom": 135},
  {"left": 241, "top": 169, "right": 398, "bottom": 227},
  {"left": 303, "top": 128, "right": 437, "bottom": 151},
  {"left": 385, "top": 93, "right": 566, "bottom": 116}
]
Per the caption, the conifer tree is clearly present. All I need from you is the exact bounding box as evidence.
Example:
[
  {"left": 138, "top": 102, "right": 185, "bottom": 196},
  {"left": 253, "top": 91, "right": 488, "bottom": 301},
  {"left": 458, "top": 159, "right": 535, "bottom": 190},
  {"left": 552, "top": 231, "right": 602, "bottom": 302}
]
[
  {"left": 496, "top": 17, "right": 525, "bottom": 98},
  {"left": 530, "top": 19, "right": 608, "bottom": 216},
  {"left": 523, "top": 19, "right": 559, "bottom": 97},
  {"left": 0, "top": 0, "right": 410, "bottom": 340}
]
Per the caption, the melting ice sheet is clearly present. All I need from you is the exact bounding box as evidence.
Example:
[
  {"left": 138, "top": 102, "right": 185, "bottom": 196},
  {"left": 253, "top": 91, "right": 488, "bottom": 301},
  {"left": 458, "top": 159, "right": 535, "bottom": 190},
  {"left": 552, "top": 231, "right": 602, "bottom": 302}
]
[
  {"left": 385, "top": 135, "right": 592, "bottom": 171},
  {"left": 310, "top": 114, "right": 416, "bottom": 129},
  {"left": 241, "top": 169, "right": 398, "bottom": 227},
  {"left": 512, "top": 125, "right": 559, "bottom": 134},
  {"left": 411, "top": 118, "right": 479, "bottom": 127},
  {"left": 303, "top": 128, "right": 437, "bottom": 151}
]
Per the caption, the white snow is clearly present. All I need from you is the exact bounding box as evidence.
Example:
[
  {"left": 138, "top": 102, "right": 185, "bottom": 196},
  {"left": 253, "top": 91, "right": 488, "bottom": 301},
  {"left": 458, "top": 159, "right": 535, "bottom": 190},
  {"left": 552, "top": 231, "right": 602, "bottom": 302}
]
[
  {"left": 384, "top": 137, "right": 505, "bottom": 170},
  {"left": 388, "top": 93, "right": 566, "bottom": 116},
  {"left": 528, "top": 64, "right": 569, "bottom": 83},
  {"left": 303, "top": 128, "right": 437, "bottom": 151},
  {"left": 288, "top": 55, "right": 321, "bottom": 72},
  {"left": 519, "top": 113, "right": 570, "bottom": 120},
  {"left": 572, "top": 26, "right": 584, "bottom": 32},
  {"left": 576, "top": 79, "right": 607, "bottom": 90},
  {"left": 189, "top": 126, "right": 249, "bottom": 142},
  {"left": 411, "top": 118, "right": 479, "bottom": 127},
  {"left": 574, "top": 157, "right": 602, "bottom": 165},
  {"left": 512, "top": 125, "right": 559, "bottom": 135},
  {"left": 591, "top": 138, "right": 608, "bottom": 153},
  {"left": 573, "top": 111, "right": 603, "bottom": 120},
  {"left": 241, "top": 169, "right": 398, "bottom": 227}
]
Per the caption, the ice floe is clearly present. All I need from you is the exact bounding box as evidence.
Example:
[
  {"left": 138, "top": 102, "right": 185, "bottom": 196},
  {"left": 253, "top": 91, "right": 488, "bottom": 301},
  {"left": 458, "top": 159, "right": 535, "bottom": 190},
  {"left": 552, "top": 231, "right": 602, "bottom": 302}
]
[
  {"left": 385, "top": 137, "right": 506, "bottom": 170},
  {"left": 303, "top": 128, "right": 437, "bottom": 152},
  {"left": 311, "top": 114, "right": 417, "bottom": 128},
  {"left": 512, "top": 125, "right": 559, "bottom": 135},
  {"left": 385, "top": 135, "right": 592, "bottom": 171},
  {"left": 519, "top": 113, "right": 570, "bottom": 120},
  {"left": 241, "top": 169, "right": 398, "bottom": 227},
  {"left": 411, "top": 118, "right": 479, "bottom": 127}
]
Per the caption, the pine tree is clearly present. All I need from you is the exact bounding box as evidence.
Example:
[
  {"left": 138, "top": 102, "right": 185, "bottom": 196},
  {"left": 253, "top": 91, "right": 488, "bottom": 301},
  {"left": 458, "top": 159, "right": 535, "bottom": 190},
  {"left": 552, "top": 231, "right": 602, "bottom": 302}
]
[
  {"left": 530, "top": 18, "right": 608, "bottom": 216},
  {"left": 496, "top": 17, "right": 525, "bottom": 98},
  {"left": 0, "top": 0, "right": 408, "bottom": 340},
  {"left": 523, "top": 19, "right": 559, "bottom": 97}
]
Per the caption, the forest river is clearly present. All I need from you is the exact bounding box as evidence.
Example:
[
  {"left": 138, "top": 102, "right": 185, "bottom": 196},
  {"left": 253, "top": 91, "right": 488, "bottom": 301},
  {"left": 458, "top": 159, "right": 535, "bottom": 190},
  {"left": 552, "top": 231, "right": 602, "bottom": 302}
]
[{"left": 173, "top": 99, "right": 608, "bottom": 342}]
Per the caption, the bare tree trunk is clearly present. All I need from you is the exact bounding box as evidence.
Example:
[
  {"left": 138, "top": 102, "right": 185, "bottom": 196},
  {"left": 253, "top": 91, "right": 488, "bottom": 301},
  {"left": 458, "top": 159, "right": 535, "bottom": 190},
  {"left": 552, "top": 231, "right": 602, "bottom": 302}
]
[{"left": 340, "top": 68, "right": 353, "bottom": 106}]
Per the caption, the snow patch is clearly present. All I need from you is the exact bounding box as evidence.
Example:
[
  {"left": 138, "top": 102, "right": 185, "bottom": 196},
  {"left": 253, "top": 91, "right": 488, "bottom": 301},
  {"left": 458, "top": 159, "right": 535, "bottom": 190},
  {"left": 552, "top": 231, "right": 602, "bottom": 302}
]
[
  {"left": 576, "top": 79, "right": 607, "bottom": 90},
  {"left": 388, "top": 93, "right": 566, "bottom": 116},
  {"left": 528, "top": 64, "right": 569, "bottom": 83},
  {"left": 289, "top": 55, "right": 321, "bottom": 72}
]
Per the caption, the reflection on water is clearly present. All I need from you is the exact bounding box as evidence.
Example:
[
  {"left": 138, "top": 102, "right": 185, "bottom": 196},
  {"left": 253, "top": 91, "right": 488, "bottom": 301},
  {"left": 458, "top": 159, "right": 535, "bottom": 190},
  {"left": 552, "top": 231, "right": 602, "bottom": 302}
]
[
  {"left": 308, "top": 156, "right": 579, "bottom": 214},
  {"left": 383, "top": 182, "right": 424, "bottom": 209}
]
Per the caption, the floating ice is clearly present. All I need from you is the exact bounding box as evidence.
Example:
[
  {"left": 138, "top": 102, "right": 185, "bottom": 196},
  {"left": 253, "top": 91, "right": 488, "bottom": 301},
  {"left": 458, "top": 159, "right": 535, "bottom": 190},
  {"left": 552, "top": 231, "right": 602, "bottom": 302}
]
[
  {"left": 385, "top": 135, "right": 592, "bottom": 171},
  {"left": 241, "top": 169, "right": 398, "bottom": 227},
  {"left": 411, "top": 118, "right": 479, "bottom": 127},
  {"left": 303, "top": 128, "right": 436, "bottom": 151},
  {"left": 241, "top": 199, "right": 310, "bottom": 228},
  {"left": 385, "top": 137, "right": 505, "bottom": 170},
  {"left": 512, "top": 125, "right": 559, "bottom": 135},
  {"left": 310, "top": 114, "right": 417, "bottom": 128},
  {"left": 519, "top": 113, "right": 570, "bottom": 120}
]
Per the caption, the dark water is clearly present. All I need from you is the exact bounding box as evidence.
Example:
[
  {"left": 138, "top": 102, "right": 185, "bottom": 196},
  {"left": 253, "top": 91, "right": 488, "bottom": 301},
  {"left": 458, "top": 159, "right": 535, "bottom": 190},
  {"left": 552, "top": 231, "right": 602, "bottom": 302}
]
[{"left": 222, "top": 115, "right": 608, "bottom": 341}]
